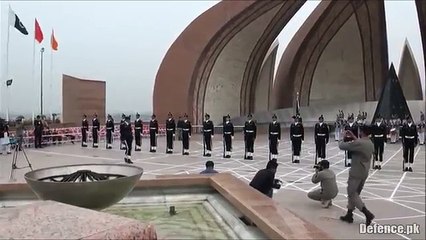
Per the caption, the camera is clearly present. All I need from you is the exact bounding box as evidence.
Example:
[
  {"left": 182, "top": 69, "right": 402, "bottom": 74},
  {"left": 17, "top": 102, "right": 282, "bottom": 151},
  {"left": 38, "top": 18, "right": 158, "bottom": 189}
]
[
  {"left": 313, "top": 164, "right": 323, "bottom": 171},
  {"left": 272, "top": 179, "right": 282, "bottom": 189}
]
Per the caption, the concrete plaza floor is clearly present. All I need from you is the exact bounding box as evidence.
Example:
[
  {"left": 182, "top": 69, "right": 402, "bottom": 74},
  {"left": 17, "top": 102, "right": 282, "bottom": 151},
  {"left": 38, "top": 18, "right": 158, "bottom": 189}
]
[{"left": 0, "top": 133, "right": 424, "bottom": 239}]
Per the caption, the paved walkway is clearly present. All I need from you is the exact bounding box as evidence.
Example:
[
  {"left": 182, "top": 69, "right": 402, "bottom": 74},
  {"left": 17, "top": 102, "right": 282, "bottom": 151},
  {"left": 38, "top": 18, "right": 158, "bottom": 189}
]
[{"left": 0, "top": 133, "right": 424, "bottom": 239}]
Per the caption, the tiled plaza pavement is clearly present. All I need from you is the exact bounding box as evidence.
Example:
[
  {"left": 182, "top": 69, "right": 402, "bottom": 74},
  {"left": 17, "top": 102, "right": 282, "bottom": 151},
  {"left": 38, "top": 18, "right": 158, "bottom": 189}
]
[{"left": 0, "top": 133, "right": 424, "bottom": 239}]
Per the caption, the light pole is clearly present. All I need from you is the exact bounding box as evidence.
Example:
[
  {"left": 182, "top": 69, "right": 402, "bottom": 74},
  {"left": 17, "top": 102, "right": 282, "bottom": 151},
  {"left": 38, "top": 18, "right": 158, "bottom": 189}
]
[{"left": 40, "top": 47, "right": 45, "bottom": 116}]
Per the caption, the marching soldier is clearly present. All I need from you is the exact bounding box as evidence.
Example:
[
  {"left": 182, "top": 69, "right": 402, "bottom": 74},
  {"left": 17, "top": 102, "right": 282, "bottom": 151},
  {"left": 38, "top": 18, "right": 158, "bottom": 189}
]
[
  {"left": 344, "top": 115, "right": 358, "bottom": 166},
  {"left": 134, "top": 113, "right": 143, "bottom": 151},
  {"left": 119, "top": 114, "right": 126, "bottom": 150},
  {"left": 149, "top": 114, "right": 159, "bottom": 152},
  {"left": 269, "top": 114, "right": 281, "bottom": 161},
  {"left": 371, "top": 115, "right": 387, "bottom": 170},
  {"left": 166, "top": 112, "right": 176, "bottom": 154},
  {"left": 401, "top": 117, "right": 418, "bottom": 172},
  {"left": 81, "top": 114, "right": 89, "bottom": 147},
  {"left": 105, "top": 114, "right": 114, "bottom": 149},
  {"left": 181, "top": 113, "right": 192, "bottom": 155},
  {"left": 314, "top": 115, "right": 329, "bottom": 162},
  {"left": 203, "top": 113, "right": 214, "bottom": 157},
  {"left": 34, "top": 115, "right": 44, "bottom": 148},
  {"left": 290, "top": 116, "right": 304, "bottom": 163},
  {"left": 244, "top": 114, "right": 257, "bottom": 160},
  {"left": 223, "top": 114, "right": 234, "bottom": 158},
  {"left": 122, "top": 115, "right": 134, "bottom": 164},
  {"left": 92, "top": 114, "right": 100, "bottom": 148}
]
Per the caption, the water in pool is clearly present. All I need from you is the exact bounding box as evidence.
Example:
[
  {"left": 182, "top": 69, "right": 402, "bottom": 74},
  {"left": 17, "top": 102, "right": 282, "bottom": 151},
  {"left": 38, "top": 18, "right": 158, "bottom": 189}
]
[{"left": 104, "top": 202, "right": 233, "bottom": 239}]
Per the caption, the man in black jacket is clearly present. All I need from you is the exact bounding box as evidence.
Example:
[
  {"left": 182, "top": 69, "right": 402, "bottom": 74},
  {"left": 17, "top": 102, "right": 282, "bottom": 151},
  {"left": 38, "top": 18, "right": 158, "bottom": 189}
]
[
  {"left": 269, "top": 114, "right": 281, "bottom": 161},
  {"left": 249, "top": 160, "right": 280, "bottom": 198},
  {"left": 290, "top": 116, "right": 304, "bottom": 163}
]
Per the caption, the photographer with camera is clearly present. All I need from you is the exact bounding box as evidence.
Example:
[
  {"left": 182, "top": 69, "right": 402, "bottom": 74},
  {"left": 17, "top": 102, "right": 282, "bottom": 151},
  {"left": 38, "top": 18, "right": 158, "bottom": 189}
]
[
  {"left": 338, "top": 127, "right": 375, "bottom": 226},
  {"left": 308, "top": 160, "right": 338, "bottom": 208},
  {"left": 249, "top": 160, "right": 282, "bottom": 198}
]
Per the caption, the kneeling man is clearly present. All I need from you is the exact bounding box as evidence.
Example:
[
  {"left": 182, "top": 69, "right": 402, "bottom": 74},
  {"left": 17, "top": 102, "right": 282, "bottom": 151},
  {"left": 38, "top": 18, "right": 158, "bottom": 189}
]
[{"left": 308, "top": 160, "right": 338, "bottom": 208}]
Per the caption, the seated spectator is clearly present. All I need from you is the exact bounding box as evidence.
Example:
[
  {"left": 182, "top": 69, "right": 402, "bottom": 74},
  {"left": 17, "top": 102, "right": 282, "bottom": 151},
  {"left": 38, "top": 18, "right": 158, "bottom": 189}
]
[{"left": 200, "top": 161, "right": 218, "bottom": 174}]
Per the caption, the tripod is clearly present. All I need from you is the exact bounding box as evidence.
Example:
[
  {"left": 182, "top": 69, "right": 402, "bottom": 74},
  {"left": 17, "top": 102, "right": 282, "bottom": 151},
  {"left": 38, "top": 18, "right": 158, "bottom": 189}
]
[{"left": 9, "top": 138, "right": 33, "bottom": 180}]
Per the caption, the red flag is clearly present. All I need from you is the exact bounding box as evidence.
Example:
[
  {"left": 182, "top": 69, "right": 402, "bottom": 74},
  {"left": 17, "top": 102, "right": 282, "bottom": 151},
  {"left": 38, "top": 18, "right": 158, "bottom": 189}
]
[
  {"left": 35, "top": 18, "right": 44, "bottom": 43},
  {"left": 51, "top": 29, "right": 58, "bottom": 51}
]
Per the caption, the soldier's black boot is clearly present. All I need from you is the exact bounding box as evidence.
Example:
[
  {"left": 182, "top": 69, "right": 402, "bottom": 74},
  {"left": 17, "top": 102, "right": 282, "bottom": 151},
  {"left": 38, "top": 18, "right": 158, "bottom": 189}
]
[
  {"left": 340, "top": 209, "right": 354, "bottom": 223},
  {"left": 361, "top": 207, "right": 375, "bottom": 226}
]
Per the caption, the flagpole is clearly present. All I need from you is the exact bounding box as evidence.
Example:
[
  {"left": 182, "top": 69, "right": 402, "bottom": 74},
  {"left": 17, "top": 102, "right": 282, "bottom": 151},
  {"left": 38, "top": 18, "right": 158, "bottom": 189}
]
[
  {"left": 5, "top": 19, "right": 11, "bottom": 121},
  {"left": 50, "top": 47, "right": 53, "bottom": 120},
  {"left": 31, "top": 32, "right": 36, "bottom": 124}
]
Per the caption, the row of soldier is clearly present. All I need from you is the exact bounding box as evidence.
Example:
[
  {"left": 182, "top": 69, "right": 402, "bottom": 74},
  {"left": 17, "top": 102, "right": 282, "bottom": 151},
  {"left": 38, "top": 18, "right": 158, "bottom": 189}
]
[{"left": 80, "top": 112, "right": 423, "bottom": 171}]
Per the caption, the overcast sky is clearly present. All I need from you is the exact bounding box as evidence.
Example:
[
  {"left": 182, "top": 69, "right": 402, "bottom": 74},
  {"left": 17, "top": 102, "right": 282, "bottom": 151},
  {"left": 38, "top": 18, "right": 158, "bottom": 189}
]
[{"left": 0, "top": 0, "right": 424, "bottom": 117}]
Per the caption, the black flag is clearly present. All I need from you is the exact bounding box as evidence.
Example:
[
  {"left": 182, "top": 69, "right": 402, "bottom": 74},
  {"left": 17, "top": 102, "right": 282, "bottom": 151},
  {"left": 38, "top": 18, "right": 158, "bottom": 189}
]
[
  {"left": 6, "top": 79, "right": 13, "bottom": 86},
  {"left": 9, "top": 7, "right": 28, "bottom": 35}
]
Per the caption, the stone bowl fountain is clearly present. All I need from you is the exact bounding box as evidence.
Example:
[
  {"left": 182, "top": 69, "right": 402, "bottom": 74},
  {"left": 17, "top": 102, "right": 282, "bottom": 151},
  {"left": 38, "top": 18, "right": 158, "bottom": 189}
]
[{"left": 24, "top": 164, "right": 143, "bottom": 210}]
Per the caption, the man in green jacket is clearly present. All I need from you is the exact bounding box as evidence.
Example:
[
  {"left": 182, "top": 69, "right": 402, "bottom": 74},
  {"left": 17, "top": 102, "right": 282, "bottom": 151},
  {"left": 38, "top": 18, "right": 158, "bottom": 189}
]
[{"left": 338, "top": 126, "right": 375, "bottom": 226}]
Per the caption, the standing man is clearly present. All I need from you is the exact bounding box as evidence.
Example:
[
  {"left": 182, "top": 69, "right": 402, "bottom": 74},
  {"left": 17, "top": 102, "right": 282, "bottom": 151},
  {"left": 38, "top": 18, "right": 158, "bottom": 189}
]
[
  {"left": 269, "top": 114, "right": 281, "bottom": 161},
  {"left": 134, "top": 113, "right": 143, "bottom": 151},
  {"left": 119, "top": 113, "right": 126, "bottom": 150},
  {"left": 181, "top": 113, "right": 192, "bottom": 155},
  {"left": 0, "top": 119, "right": 11, "bottom": 154},
  {"left": 92, "top": 114, "right": 100, "bottom": 148},
  {"left": 81, "top": 114, "right": 89, "bottom": 147},
  {"left": 344, "top": 115, "right": 358, "bottom": 167},
  {"left": 34, "top": 115, "right": 44, "bottom": 148},
  {"left": 149, "top": 114, "right": 159, "bottom": 152},
  {"left": 401, "top": 117, "right": 418, "bottom": 172},
  {"left": 166, "top": 112, "right": 176, "bottom": 154},
  {"left": 203, "top": 113, "right": 214, "bottom": 157},
  {"left": 105, "top": 114, "right": 114, "bottom": 149},
  {"left": 314, "top": 115, "right": 329, "bottom": 162},
  {"left": 335, "top": 115, "right": 342, "bottom": 141},
  {"left": 290, "top": 116, "right": 304, "bottom": 163},
  {"left": 244, "top": 114, "right": 257, "bottom": 160},
  {"left": 339, "top": 128, "right": 375, "bottom": 226},
  {"left": 122, "top": 115, "right": 133, "bottom": 164},
  {"left": 371, "top": 115, "right": 387, "bottom": 170},
  {"left": 223, "top": 114, "right": 234, "bottom": 158}
]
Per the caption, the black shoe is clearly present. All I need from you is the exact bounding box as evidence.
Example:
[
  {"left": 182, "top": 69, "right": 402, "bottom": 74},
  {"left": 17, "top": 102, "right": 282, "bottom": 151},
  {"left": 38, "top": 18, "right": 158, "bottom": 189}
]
[
  {"left": 404, "top": 167, "right": 409, "bottom": 172},
  {"left": 150, "top": 149, "right": 154, "bottom": 153},
  {"left": 340, "top": 210, "right": 354, "bottom": 223},
  {"left": 93, "top": 146, "right": 98, "bottom": 148},
  {"left": 361, "top": 207, "right": 375, "bottom": 226},
  {"left": 135, "top": 149, "right": 141, "bottom": 152},
  {"left": 271, "top": 158, "right": 277, "bottom": 162},
  {"left": 248, "top": 156, "right": 253, "bottom": 160},
  {"left": 225, "top": 155, "right": 231, "bottom": 158},
  {"left": 166, "top": 151, "right": 172, "bottom": 154},
  {"left": 347, "top": 163, "right": 351, "bottom": 167},
  {"left": 408, "top": 167, "right": 413, "bottom": 172},
  {"left": 378, "top": 165, "right": 382, "bottom": 170},
  {"left": 206, "top": 153, "right": 211, "bottom": 157},
  {"left": 294, "top": 160, "right": 300, "bottom": 163}
]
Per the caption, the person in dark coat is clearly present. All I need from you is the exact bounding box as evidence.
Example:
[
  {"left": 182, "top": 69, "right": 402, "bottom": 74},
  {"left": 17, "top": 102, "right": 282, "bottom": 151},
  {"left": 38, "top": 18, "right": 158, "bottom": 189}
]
[
  {"left": 81, "top": 114, "right": 89, "bottom": 147},
  {"left": 223, "top": 114, "right": 234, "bottom": 158},
  {"left": 181, "top": 114, "right": 192, "bottom": 155},
  {"left": 106, "top": 114, "right": 114, "bottom": 149},
  {"left": 244, "top": 114, "right": 257, "bottom": 160},
  {"left": 290, "top": 116, "right": 304, "bottom": 163},
  {"left": 401, "top": 117, "right": 418, "bottom": 172},
  {"left": 314, "top": 115, "right": 329, "bottom": 161},
  {"left": 91, "top": 114, "right": 100, "bottom": 148},
  {"left": 370, "top": 115, "right": 387, "bottom": 170},
  {"left": 122, "top": 115, "right": 134, "bottom": 164},
  {"left": 249, "top": 160, "right": 281, "bottom": 198},
  {"left": 268, "top": 114, "right": 281, "bottom": 161},
  {"left": 149, "top": 114, "right": 159, "bottom": 152},
  {"left": 166, "top": 112, "right": 176, "bottom": 154}
]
